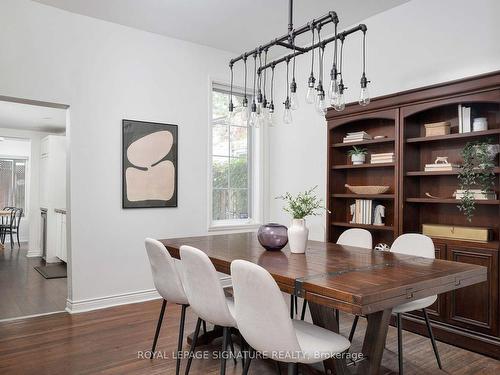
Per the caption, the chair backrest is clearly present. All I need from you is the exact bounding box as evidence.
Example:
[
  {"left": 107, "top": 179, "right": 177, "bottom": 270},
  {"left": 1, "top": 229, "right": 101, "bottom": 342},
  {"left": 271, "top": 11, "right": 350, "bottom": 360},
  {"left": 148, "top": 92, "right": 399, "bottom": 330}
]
[
  {"left": 230, "top": 260, "right": 301, "bottom": 354},
  {"left": 336, "top": 228, "right": 373, "bottom": 249},
  {"left": 144, "top": 238, "right": 187, "bottom": 305},
  {"left": 391, "top": 233, "right": 435, "bottom": 259},
  {"left": 13, "top": 208, "right": 23, "bottom": 228},
  {"left": 180, "top": 245, "right": 236, "bottom": 327}
]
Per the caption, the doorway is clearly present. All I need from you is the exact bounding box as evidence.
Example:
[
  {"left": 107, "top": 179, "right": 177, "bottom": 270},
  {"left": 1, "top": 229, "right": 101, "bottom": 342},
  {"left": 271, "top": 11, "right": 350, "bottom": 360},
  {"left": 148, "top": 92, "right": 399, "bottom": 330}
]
[{"left": 0, "top": 97, "right": 70, "bottom": 320}]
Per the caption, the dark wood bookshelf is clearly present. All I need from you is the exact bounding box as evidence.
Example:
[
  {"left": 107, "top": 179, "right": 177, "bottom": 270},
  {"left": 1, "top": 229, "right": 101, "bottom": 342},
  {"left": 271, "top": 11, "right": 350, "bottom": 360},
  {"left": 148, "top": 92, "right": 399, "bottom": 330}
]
[
  {"left": 331, "top": 137, "right": 395, "bottom": 148},
  {"left": 326, "top": 71, "right": 500, "bottom": 360},
  {"left": 331, "top": 222, "right": 394, "bottom": 231}
]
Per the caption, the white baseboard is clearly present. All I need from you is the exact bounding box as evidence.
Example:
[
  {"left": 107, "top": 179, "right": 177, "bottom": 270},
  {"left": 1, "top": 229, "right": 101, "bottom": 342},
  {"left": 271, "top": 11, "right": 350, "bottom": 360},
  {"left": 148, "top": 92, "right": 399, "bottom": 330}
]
[
  {"left": 26, "top": 249, "right": 42, "bottom": 257},
  {"left": 66, "top": 289, "right": 161, "bottom": 314}
]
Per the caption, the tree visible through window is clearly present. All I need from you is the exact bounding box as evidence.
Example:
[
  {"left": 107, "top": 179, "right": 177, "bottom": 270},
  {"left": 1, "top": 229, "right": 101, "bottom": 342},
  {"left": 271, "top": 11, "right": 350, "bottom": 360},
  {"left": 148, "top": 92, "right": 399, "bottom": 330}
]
[
  {"left": 211, "top": 86, "right": 251, "bottom": 222},
  {"left": 0, "top": 159, "right": 27, "bottom": 212}
]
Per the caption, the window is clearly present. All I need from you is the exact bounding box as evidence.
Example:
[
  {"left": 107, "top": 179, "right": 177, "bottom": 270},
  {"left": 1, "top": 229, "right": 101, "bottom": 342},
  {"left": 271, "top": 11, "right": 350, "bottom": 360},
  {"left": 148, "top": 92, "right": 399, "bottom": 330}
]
[
  {"left": 0, "top": 158, "right": 27, "bottom": 213},
  {"left": 210, "top": 84, "right": 252, "bottom": 226}
]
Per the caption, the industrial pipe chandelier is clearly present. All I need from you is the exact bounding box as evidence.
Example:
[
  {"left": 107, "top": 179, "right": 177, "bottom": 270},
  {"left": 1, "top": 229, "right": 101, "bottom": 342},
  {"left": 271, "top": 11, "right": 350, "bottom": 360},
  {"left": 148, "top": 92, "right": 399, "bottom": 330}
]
[{"left": 227, "top": 0, "right": 370, "bottom": 126}]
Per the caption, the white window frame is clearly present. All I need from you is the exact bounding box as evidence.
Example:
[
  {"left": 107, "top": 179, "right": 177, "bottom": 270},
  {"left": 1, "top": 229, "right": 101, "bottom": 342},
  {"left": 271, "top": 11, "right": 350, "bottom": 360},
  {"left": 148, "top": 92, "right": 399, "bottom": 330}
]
[{"left": 208, "top": 81, "right": 265, "bottom": 232}]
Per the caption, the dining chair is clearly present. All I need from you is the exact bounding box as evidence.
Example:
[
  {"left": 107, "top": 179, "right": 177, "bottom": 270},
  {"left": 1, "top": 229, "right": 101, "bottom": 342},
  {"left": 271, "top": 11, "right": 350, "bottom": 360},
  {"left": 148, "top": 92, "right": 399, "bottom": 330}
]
[
  {"left": 301, "top": 228, "right": 373, "bottom": 325},
  {"left": 0, "top": 208, "right": 22, "bottom": 249},
  {"left": 231, "top": 259, "right": 351, "bottom": 375},
  {"left": 180, "top": 245, "right": 239, "bottom": 375},
  {"left": 390, "top": 233, "right": 442, "bottom": 374},
  {"left": 145, "top": 238, "right": 189, "bottom": 375}
]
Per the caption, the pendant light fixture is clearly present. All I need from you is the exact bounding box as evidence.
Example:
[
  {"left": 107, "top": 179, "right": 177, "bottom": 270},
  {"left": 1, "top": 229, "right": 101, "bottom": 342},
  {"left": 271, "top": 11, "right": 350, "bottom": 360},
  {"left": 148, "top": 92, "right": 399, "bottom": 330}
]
[
  {"left": 305, "top": 26, "right": 316, "bottom": 105},
  {"left": 359, "top": 25, "right": 371, "bottom": 106},
  {"left": 228, "top": 0, "right": 371, "bottom": 123},
  {"left": 267, "top": 64, "right": 276, "bottom": 126},
  {"left": 228, "top": 62, "right": 235, "bottom": 122},
  {"left": 249, "top": 53, "right": 259, "bottom": 128},
  {"left": 283, "top": 57, "right": 293, "bottom": 124},
  {"left": 333, "top": 36, "right": 346, "bottom": 112}
]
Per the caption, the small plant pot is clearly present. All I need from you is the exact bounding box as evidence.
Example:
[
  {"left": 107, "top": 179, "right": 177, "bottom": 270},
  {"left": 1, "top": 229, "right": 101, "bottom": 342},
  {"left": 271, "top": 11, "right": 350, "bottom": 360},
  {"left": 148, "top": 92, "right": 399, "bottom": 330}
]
[{"left": 351, "top": 154, "right": 366, "bottom": 165}]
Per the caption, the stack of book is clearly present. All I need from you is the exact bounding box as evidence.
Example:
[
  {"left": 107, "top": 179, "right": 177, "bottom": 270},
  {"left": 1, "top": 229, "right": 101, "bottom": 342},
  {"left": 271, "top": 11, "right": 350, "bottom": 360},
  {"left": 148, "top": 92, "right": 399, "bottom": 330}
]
[
  {"left": 352, "top": 199, "right": 373, "bottom": 225},
  {"left": 454, "top": 189, "right": 497, "bottom": 200},
  {"left": 424, "top": 162, "right": 459, "bottom": 172},
  {"left": 342, "top": 131, "right": 372, "bottom": 143},
  {"left": 371, "top": 152, "right": 395, "bottom": 164},
  {"left": 458, "top": 104, "right": 472, "bottom": 133}
]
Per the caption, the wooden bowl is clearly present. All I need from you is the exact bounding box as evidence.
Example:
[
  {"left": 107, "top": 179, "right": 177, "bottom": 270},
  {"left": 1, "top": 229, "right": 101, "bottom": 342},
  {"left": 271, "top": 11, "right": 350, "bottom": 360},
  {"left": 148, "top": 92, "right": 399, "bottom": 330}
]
[{"left": 345, "top": 184, "right": 390, "bottom": 195}]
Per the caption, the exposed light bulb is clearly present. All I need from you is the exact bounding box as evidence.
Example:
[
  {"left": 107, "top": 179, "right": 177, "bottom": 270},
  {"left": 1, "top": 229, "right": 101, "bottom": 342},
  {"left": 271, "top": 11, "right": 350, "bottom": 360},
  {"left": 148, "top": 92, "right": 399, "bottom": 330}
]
[
  {"left": 359, "top": 74, "right": 371, "bottom": 106},
  {"left": 328, "top": 78, "right": 340, "bottom": 103},
  {"left": 249, "top": 102, "right": 257, "bottom": 127},
  {"left": 305, "top": 74, "right": 316, "bottom": 104},
  {"left": 267, "top": 101, "right": 275, "bottom": 127},
  {"left": 316, "top": 90, "right": 327, "bottom": 116},
  {"left": 290, "top": 79, "right": 299, "bottom": 110},
  {"left": 333, "top": 81, "right": 346, "bottom": 112},
  {"left": 283, "top": 98, "right": 292, "bottom": 124}
]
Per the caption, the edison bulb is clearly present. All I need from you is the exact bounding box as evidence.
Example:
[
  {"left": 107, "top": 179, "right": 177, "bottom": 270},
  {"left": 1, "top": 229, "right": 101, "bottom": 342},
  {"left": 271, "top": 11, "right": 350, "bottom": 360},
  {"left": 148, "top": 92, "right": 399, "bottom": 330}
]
[{"left": 359, "top": 86, "right": 370, "bottom": 106}]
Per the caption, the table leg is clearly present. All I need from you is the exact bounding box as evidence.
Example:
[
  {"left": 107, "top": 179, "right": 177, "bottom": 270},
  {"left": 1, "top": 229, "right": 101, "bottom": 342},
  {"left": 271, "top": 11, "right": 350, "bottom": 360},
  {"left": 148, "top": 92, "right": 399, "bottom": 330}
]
[
  {"left": 308, "top": 302, "right": 348, "bottom": 375},
  {"left": 357, "top": 308, "right": 392, "bottom": 375}
]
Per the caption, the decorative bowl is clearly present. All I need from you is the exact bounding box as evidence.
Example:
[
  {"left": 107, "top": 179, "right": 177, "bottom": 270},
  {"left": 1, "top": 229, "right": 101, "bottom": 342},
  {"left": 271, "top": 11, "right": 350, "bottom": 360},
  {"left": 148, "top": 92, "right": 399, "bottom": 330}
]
[
  {"left": 257, "top": 223, "right": 288, "bottom": 251},
  {"left": 345, "top": 184, "right": 390, "bottom": 195}
]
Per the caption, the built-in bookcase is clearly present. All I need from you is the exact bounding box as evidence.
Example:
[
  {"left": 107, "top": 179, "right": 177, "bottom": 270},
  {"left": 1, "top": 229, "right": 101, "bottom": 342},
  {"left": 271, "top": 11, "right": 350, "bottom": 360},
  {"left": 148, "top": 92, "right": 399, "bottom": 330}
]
[
  {"left": 326, "top": 71, "right": 500, "bottom": 359},
  {"left": 328, "top": 109, "right": 398, "bottom": 246}
]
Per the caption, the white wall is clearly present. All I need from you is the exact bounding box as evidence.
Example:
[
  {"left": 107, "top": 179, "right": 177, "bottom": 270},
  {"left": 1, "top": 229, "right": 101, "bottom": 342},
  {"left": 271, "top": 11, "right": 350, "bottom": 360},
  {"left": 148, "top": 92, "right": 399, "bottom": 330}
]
[
  {"left": 269, "top": 0, "right": 500, "bottom": 240},
  {"left": 0, "top": 0, "right": 236, "bottom": 310},
  {"left": 0, "top": 129, "right": 55, "bottom": 252}
]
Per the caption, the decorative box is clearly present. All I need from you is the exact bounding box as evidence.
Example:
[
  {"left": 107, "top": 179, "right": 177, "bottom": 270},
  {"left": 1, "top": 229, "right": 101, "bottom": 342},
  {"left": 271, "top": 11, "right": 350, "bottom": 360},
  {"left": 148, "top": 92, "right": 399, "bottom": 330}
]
[
  {"left": 424, "top": 121, "right": 451, "bottom": 137},
  {"left": 422, "top": 224, "right": 492, "bottom": 242}
]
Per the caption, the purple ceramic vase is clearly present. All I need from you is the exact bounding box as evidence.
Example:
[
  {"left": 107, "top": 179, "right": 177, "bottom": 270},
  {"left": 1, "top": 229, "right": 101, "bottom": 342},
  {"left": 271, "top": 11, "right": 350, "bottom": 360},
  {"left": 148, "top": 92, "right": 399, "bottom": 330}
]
[{"left": 257, "top": 223, "right": 288, "bottom": 251}]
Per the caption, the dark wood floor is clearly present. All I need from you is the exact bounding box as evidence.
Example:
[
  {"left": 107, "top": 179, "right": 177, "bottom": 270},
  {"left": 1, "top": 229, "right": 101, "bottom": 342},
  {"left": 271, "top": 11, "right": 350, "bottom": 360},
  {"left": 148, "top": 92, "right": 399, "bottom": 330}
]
[
  {"left": 0, "top": 243, "right": 67, "bottom": 320},
  {"left": 0, "top": 299, "right": 499, "bottom": 374}
]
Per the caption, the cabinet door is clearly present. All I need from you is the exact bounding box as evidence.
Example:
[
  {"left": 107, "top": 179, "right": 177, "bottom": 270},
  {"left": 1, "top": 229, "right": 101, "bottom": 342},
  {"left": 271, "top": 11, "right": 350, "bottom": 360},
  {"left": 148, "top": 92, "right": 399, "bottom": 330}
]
[{"left": 446, "top": 245, "right": 498, "bottom": 336}]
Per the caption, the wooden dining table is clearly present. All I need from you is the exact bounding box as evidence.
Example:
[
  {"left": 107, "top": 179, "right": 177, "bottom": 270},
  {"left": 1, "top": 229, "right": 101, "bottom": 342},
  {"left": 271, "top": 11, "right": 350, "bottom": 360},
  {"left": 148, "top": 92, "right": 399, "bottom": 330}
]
[{"left": 160, "top": 232, "right": 487, "bottom": 375}]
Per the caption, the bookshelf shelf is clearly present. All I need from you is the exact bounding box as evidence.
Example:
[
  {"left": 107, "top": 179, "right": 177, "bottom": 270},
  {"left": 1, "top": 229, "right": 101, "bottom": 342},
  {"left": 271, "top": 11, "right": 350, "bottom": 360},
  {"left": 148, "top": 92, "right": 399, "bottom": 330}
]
[
  {"left": 331, "top": 137, "right": 395, "bottom": 148},
  {"left": 406, "top": 198, "right": 500, "bottom": 205},
  {"left": 405, "top": 167, "right": 500, "bottom": 176},
  {"left": 331, "top": 162, "right": 395, "bottom": 170},
  {"left": 406, "top": 128, "right": 500, "bottom": 144},
  {"left": 331, "top": 222, "right": 394, "bottom": 231},
  {"left": 331, "top": 193, "right": 394, "bottom": 199}
]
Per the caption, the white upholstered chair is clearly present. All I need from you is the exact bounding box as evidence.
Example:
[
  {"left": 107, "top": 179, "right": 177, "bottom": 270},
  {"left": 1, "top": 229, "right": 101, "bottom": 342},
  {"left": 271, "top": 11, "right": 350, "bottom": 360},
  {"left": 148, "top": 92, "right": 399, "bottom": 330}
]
[
  {"left": 337, "top": 228, "right": 373, "bottom": 249},
  {"left": 145, "top": 238, "right": 189, "bottom": 375},
  {"left": 231, "top": 259, "right": 351, "bottom": 375},
  {"left": 390, "top": 234, "right": 442, "bottom": 374},
  {"left": 180, "top": 245, "right": 238, "bottom": 375}
]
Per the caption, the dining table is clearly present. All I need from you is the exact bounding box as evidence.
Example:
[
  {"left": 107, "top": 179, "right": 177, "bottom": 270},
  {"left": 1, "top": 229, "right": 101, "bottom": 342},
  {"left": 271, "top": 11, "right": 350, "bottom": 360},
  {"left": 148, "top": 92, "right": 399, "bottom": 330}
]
[{"left": 160, "top": 232, "right": 487, "bottom": 375}]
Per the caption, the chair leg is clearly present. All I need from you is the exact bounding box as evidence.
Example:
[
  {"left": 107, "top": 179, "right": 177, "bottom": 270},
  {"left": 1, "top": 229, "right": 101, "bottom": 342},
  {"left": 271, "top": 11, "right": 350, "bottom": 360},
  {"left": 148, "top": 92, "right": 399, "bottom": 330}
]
[
  {"left": 335, "top": 309, "right": 340, "bottom": 327},
  {"left": 242, "top": 347, "right": 253, "bottom": 375},
  {"left": 176, "top": 304, "right": 188, "bottom": 375},
  {"left": 349, "top": 315, "right": 359, "bottom": 342},
  {"left": 10, "top": 230, "right": 14, "bottom": 249},
  {"left": 151, "top": 299, "right": 167, "bottom": 354},
  {"left": 185, "top": 318, "right": 202, "bottom": 375},
  {"left": 294, "top": 295, "right": 298, "bottom": 314},
  {"left": 274, "top": 361, "right": 282, "bottom": 375},
  {"left": 287, "top": 363, "right": 298, "bottom": 375},
  {"left": 220, "top": 327, "right": 229, "bottom": 375},
  {"left": 290, "top": 294, "right": 294, "bottom": 318},
  {"left": 422, "top": 309, "right": 442, "bottom": 369},
  {"left": 202, "top": 320, "right": 207, "bottom": 336},
  {"left": 17, "top": 231, "right": 20, "bottom": 248},
  {"left": 227, "top": 330, "right": 237, "bottom": 365},
  {"left": 300, "top": 299, "right": 307, "bottom": 321},
  {"left": 397, "top": 313, "right": 404, "bottom": 375}
]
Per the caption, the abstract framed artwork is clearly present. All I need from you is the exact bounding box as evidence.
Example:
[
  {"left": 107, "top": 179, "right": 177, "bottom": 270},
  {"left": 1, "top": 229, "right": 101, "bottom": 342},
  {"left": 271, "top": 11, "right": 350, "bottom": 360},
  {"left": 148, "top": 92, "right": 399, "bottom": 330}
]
[{"left": 122, "top": 119, "right": 178, "bottom": 208}]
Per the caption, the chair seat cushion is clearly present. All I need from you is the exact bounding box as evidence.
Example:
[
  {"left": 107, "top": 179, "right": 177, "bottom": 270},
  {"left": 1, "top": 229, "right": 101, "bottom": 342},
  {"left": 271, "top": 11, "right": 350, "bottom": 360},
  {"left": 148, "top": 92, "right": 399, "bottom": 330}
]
[
  {"left": 288, "top": 320, "right": 351, "bottom": 364},
  {"left": 392, "top": 295, "right": 437, "bottom": 314}
]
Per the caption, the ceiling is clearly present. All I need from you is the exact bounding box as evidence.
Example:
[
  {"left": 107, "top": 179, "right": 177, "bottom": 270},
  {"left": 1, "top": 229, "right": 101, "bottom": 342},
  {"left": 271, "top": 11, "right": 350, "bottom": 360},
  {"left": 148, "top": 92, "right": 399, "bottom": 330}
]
[
  {"left": 33, "top": 0, "right": 410, "bottom": 53},
  {"left": 0, "top": 100, "right": 66, "bottom": 133}
]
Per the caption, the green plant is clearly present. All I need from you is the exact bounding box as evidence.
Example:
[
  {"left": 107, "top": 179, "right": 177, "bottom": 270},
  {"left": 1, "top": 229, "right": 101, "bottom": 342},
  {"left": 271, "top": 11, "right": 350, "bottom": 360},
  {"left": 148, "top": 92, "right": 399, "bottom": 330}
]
[
  {"left": 276, "top": 186, "right": 329, "bottom": 219},
  {"left": 347, "top": 146, "right": 368, "bottom": 157},
  {"left": 458, "top": 140, "right": 496, "bottom": 222}
]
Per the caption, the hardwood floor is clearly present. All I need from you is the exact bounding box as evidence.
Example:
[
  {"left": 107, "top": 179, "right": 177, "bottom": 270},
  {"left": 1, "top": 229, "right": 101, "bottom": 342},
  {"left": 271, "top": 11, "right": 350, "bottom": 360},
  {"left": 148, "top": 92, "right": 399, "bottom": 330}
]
[
  {"left": 0, "top": 299, "right": 499, "bottom": 374},
  {"left": 0, "top": 243, "right": 67, "bottom": 320}
]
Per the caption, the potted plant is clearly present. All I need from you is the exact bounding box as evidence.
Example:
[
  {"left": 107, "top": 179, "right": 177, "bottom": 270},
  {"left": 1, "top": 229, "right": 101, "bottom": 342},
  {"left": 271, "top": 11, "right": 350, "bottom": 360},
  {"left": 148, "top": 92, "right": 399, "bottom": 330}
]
[
  {"left": 347, "top": 146, "right": 368, "bottom": 165},
  {"left": 458, "top": 140, "right": 498, "bottom": 221},
  {"left": 276, "top": 186, "right": 329, "bottom": 253}
]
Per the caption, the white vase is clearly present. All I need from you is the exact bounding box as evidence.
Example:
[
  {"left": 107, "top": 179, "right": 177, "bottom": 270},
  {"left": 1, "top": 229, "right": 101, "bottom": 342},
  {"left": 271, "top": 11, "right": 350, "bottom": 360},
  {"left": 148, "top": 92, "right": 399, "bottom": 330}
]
[
  {"left": 351, "top": 154, "right": 366, "bottom": 165},
  {"left": 288, "top": 219, "right": 309, "bottom": 254}
]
